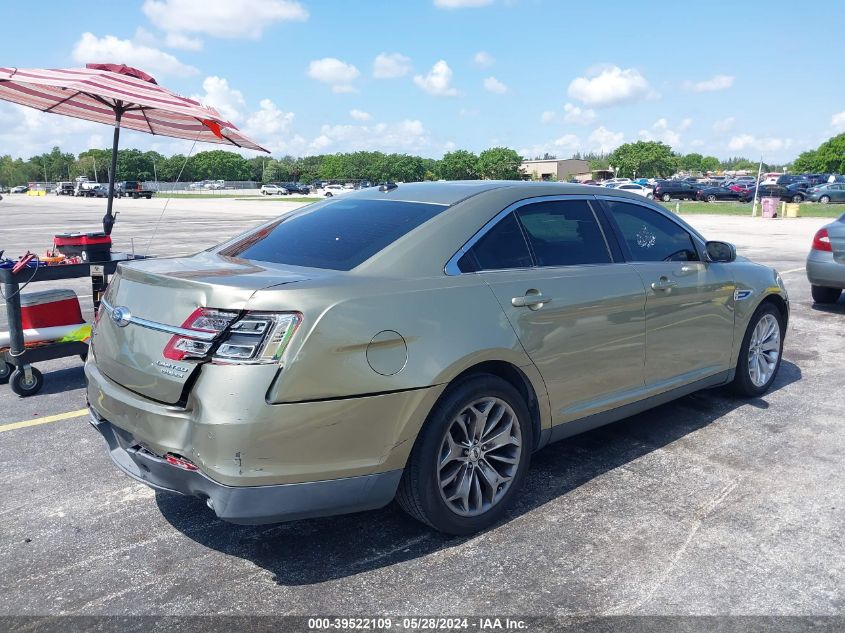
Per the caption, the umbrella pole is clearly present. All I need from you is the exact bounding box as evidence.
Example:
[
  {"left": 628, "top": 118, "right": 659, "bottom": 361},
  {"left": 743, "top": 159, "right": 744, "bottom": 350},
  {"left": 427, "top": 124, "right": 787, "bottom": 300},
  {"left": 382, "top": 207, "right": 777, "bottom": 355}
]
[{"left": 103, "top": 109, "right": 122, "bottom": 235}]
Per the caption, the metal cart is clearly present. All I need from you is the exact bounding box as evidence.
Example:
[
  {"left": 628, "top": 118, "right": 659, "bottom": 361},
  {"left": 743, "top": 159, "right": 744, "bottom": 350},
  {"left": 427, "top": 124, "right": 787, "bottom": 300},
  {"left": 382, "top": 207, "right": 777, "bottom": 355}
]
[{"left": 1, "top": 254, "right": 142, "bottom": 396}]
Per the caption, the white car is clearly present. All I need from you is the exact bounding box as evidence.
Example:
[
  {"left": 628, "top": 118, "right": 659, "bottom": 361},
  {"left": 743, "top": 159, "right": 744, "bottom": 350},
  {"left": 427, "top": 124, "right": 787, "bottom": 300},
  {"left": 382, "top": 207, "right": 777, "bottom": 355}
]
[
  {"left": 323, "top": 184, "right": 352, "bottom": 197},
  {"left": 204, "top": 180, "right": 225, "bottom": 190},
  {"left": 188, "top": 182, "right": 206, "bottom": 190},
  {"left": 260, "top": 184, "right": 288, "bottom": 196},
  {"left": 602, "top": 178, "right": 632, "bottom": 187},
  {"left": 615, "top": 183, "right": 654, "bottom": 199}
]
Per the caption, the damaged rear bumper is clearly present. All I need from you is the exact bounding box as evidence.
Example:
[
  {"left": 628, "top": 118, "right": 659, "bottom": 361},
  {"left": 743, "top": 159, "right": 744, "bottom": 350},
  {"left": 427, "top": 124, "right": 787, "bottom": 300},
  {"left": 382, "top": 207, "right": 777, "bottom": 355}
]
[{"left": 89, "top": 410, "right": 402, "bottom": 525}]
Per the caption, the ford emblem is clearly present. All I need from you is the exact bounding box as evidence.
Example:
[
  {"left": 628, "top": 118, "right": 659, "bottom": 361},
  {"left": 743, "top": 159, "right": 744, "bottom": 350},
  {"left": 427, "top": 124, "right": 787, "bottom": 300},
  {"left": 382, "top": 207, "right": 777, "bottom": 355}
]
[{"left": 111, "top": 306, "right": 132, "bottom": 328}]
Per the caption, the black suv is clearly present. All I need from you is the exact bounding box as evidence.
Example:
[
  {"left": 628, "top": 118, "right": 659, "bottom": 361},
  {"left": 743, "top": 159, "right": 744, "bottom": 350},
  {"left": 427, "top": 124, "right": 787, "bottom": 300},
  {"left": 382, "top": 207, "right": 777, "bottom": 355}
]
[
  {"left": 738, "top": 184, "right": 795, "bottom": 203},
  {"left": 652, "top": 180, "right": 699, "bottom": 201},
  {"left": 281, "top": 182, "right": 311, "bottom": 194}
]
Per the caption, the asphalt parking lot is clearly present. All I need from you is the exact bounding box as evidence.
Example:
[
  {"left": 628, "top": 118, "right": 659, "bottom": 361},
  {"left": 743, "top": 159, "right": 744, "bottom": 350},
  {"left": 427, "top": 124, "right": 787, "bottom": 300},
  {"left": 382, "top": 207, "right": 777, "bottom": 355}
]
[{"left": 1, "top": 195, "right": 843, "bottom": 617}]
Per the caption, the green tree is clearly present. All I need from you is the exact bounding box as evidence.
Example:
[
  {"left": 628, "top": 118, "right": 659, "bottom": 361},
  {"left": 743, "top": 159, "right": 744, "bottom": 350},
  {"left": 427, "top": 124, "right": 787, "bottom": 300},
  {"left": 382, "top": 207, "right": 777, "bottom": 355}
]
[
  {"left": 608, "top": 141, "right": 678, "bottom": 178},
  {"left": 700, "top": 156, "right": 721, "bottom": 173},
  {"left": 477, "top": 147, "right": 522, "bottom": 180},
  {"left": 792, "top": 134, "right": 845, "bottom": 173},
  {"left": 438, "top": 150, "right": 478, "bottom": 180},
  {"left": 189, "top": 150, "right": 251, "bottom": 180},
  {"left": 679, "top": 153, "right": 704, "bottom": 172}
]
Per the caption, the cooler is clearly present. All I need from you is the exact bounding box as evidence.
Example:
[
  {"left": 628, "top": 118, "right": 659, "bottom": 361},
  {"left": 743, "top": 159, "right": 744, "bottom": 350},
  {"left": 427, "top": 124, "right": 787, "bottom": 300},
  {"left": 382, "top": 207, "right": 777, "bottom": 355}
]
[{"left": 20, "top": 289, "right": 85, "bottom": 329}]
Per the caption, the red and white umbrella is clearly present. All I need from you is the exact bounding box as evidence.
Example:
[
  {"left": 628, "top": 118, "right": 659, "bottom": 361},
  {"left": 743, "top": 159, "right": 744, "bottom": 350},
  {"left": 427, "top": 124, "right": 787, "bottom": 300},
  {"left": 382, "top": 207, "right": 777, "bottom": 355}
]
[{"left": 0, "top": 63, "right": 269, "bottom": 234}]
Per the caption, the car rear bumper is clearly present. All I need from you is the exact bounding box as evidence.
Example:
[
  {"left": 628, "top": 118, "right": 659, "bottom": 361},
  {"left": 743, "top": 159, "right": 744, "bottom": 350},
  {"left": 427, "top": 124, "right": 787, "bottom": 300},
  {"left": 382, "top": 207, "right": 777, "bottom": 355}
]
[
  {"left": 806, "top": 249, "right": 845, "bottom": 288},
  {"left": 90, "top": 410, "right": 403, "bottom": 525}
]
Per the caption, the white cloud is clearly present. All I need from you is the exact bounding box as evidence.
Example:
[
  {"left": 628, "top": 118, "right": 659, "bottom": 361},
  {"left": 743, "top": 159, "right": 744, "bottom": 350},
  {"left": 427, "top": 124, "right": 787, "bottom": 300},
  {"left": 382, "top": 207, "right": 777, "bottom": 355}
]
[
  {"left": 483, "top": 76, "right": 508, "bottom": 94},
  {"left": 434, "top": 0, "right": 494, "bottom": 7},
  {"left": 679, "top": 117, "right": 693, "bottom": 131},
  {"left": 683, "top": 74, "right": 735, "bottom": 92},
  {"left": 413, "top": 60, "right": 458, "bottom": 96},
  {"left": 588, "top": 126, "right": 624, "bottom": 153},
  {"left": 563, "top": 102, "right": 596, "bottom": 125},
  {"left": 165, "top": 32, "right": 204, "bottom": 51},
  {"left": 142, "top": 0, "right": 308, "bottom": 39},
  {"left": 312, "top": 119, "right": 430, "bottom": 154},
  {"left": 307, "top": 58, "right": 360, "bottom": 93},
  {"left": 713, "top": 116, "right": 735, "bottom": 133},
  {"left": 191, "top": 76, "right": 246, "bottom": 121},
  {"left": 473, "top": 51, "right": 494, "bottom": 68},
  {"left": 553, "top": 134, "right": 580, "bottom": 151},
  {"left": 244, "top": 98, "right": 294, "bottom": 138},
  {"left": 639, "top": 118, "right": 681, "bottom": 147},
  {"left": 349, "top": 109, "right": 372, "bottom": 121},
  {"left": 728, "top": 134, "right": 792, "bottom": 153},
  {"left": 568, "top": 65, "right": 652, "bottom": 107},
  {"left": 541, "top": 110, "right": 556, "bottom": 124},
  {"left": 831, "top": 111, "right": 845, "bottom": 132},
  {"left": 519, "top": 134, "right": 581, "bottom": 159},
  {"left": 372, "top": 52, "right": 411, "bottom": 79},
  {"left": 71, "top": 32, "right": 198, "bottom": 78}
]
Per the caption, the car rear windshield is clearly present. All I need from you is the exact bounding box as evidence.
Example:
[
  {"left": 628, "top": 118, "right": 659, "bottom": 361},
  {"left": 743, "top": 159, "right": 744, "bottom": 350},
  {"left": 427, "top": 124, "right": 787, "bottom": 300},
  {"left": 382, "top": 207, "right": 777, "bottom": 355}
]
[{"left": 219, "top": 198, "right": 448, "bottom": 270}]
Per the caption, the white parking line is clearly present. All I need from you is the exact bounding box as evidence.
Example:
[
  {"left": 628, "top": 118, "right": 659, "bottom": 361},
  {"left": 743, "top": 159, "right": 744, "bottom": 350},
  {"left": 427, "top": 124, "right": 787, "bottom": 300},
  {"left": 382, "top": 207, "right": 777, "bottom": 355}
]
[{"left": 780, "top": 267, "right": 806, "bottom": 274}]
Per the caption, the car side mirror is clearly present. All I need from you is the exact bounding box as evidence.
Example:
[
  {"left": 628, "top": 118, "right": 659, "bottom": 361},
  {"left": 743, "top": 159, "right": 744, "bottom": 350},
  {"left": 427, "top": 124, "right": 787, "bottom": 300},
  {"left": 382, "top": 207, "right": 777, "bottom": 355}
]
[{"left": 705, "top": 240, "right": 736, "bottom": 263}]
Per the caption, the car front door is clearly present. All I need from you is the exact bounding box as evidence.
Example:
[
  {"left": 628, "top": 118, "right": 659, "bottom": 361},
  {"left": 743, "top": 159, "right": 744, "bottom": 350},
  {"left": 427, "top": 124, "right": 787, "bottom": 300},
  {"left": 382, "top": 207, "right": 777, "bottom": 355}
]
[
  {"left": 453, "top": 196, "right": 648, "bottom": 423},
  {"left": 600, "top": 197, "right": 735, "bottom": 392}
]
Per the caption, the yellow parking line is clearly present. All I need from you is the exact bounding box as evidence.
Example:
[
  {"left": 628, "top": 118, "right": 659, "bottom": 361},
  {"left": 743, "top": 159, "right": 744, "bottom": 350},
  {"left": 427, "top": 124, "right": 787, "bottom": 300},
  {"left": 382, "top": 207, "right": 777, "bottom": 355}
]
[{"left": 0, "top": 409, "right": 88, "bottom": 434}]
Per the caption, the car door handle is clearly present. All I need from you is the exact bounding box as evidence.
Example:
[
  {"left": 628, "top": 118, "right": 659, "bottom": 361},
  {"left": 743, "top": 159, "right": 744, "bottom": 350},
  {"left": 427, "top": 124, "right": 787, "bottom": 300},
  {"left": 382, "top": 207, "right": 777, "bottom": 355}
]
[
  {"left": 651, "top": 277, "right": 677, "bottom": 291},
  {"left": 512, "top": 292, "right": 551, "bottom": 309}
]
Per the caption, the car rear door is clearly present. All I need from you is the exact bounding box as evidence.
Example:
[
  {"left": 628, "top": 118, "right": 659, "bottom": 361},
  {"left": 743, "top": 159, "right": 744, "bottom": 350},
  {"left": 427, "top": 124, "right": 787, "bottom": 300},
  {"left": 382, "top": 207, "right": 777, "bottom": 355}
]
[
  {"left": 599, "top": 197, "right": 735, "bottom": 392},
  {"left": 454, "top": 196, "right": 647, "bottom": 423}
]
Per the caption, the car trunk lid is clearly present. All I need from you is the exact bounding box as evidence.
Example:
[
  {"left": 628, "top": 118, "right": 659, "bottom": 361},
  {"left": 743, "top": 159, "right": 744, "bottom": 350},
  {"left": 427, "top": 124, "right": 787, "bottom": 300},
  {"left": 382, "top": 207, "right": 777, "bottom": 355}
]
[{"left": 92, "top": 252, "right": 314, "bottom": 404}]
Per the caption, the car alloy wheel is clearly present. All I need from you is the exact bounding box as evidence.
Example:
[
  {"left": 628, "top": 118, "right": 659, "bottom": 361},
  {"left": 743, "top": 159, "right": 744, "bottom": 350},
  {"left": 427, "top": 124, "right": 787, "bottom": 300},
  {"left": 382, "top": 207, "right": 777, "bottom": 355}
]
[
  {"left": 747, "top": 314, "right": 780, "bottom": 388},
  {"left": 662, "top": 193, "right": 671, "bottom": 202},
  {"left": 707, "top": 194, "right": 717, "bottom": 202},
  {"left": 792, "top": 195, "right": 802, "bottom": 203},
  {"left": 819, "top": 195, "right": 831, "bottom": 204},
  {"left": 396, "top": 374, "right": 532, "bottom": 534},
  {"left": 437, "top": 397, "right": 523, "bottom": 517}
]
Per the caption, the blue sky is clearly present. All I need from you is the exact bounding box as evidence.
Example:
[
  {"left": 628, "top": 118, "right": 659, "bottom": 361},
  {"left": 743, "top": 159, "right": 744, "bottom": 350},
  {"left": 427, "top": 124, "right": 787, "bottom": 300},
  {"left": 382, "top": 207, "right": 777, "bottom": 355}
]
[{"left": 1, "top": 0, "right": 843, "bottom": 163}]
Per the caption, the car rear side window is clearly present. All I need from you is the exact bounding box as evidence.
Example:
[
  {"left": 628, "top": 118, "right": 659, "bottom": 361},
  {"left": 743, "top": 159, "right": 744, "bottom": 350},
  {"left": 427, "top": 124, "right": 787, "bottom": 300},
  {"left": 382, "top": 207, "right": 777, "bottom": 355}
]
[
  {"left": 605, "top": 200, "right": 700, "bottom": 262},
  {"left": 459, "top": 212, "right": 532, "bottom": 272},
  {"left": 220, "top": 199, "right": 447, "bottom": 270},
  {"left": 515, "top": 200, "right": 611, "bottom": 267}
]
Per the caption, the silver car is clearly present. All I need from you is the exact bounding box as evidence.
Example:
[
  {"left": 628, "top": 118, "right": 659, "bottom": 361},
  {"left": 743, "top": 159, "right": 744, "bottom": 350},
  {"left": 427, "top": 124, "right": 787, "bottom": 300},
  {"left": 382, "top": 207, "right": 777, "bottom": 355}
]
[{"left": 807, "top": 213, "right": 845, "bottom": 304}]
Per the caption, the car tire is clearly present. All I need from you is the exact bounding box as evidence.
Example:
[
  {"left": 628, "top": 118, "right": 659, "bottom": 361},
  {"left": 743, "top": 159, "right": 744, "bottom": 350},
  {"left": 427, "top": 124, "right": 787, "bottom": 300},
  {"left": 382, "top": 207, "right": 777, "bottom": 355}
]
[
  {"left": 707, "top": 194, "right": 717, "bottom": 203},
  {"left": 819, "top": 195, "right": 831, "bottom": 204},
  {"left": 325, "top": 192, "right": 333, "bottom": 197},
  {"left": 396, "top": 374, "right": 533, "bottom": 535},
  {"left": 811, "top": 285, "right": 842, "bottom": 304},
  {"left": 10, "top": 367, "right": 43, "bottom": 397},
  {"left": 731, "top": 302, "right": 784, "bottom": 398},
  {"left": 661, "top": 193, "right": 671, "bottom": 202},
  {"left": 792, "top": 194, "right": 803, "bottom": 203}
]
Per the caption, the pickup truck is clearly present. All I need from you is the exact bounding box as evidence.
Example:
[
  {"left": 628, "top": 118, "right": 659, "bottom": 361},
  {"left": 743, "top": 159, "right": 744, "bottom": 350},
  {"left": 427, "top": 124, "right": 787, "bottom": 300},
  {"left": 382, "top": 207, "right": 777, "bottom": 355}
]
[{"left": 115, "top": 181, "right": 155, "bottom": 199}]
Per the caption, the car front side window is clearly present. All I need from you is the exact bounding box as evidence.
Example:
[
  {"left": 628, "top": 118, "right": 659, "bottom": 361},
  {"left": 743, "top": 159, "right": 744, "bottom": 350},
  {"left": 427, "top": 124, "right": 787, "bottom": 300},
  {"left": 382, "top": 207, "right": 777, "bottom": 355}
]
[{"left": 605, "top": 200, "right": 700, "bottom": 262}]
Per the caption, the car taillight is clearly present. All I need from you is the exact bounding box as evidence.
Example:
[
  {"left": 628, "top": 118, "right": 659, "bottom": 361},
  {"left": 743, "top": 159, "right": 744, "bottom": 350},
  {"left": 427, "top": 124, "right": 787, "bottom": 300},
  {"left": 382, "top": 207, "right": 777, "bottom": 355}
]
[
  {"left": 213, "top": 312, "right": 301, "bottom": 364},
  {"left": 812, "top": 228, "right": 832, "bottom": 252},
  {"left": 163, "top": 308, "right": 238, "bottom": 360}
]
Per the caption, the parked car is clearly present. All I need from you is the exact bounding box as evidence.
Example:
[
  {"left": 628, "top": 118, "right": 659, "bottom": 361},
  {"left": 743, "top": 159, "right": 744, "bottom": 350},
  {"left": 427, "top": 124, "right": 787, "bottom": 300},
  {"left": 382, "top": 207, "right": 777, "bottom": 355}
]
[
  {"left": 323, "top": 184, "right": 351, "bottom": 197},
  {"left": 728, "top": 182, "right": 756, "bottom": 193},
  {"left": 738, "top": 184, "right": 795, "bottom": 203},
  {"left": 615, "top": 183, "right": 654, "bottom": 199},
  {"left": 280, "top": 182, "right": 311, "bottom": 195},
  {"left": 87, "top": 182, "right": 788, "bottom": 534},
  {"left": 601, "top": 178, "right": 631, "bottom": 186},
  {"left": 695, "top": 186, "right": 743, "bottom": 202},
  {"left": 55, "top": 181, "right": 75, "bottom": 196},
  {"left": 784, "top": 183, "right": 808, "bottom": 202},
  {"left": 204, "top": 180, "right": 225, "bottom": 190},
  {"left": 776, "top": 175, "right": 806, "bottom": 187},
  {"left": 806, "top": 215, "right": 845, "bottom": 304},
  {"left": 805, "top": 183, "right": 845, "bottom": 204},
  {"left": 116, "top": 181, "right": 155, "bottom": 199},
  {"left": 188, "top": 182, "right": 206, "bottom": 190},
  {"left": 260, "top": 184, "right": 288, "bottom": 196},
  {"left": 10, "top": 185, "right": 29, "bottom": 194},
  {"left": 653, "top": 180, "right": 698, "bottom": 201}
]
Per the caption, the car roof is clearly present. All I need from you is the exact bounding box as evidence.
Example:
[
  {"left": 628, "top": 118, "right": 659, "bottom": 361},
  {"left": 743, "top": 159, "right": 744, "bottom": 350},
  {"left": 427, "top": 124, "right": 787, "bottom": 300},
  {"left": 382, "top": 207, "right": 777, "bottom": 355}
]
[{"left": 339, "top": 180, "right": 618, "bottom": 206}]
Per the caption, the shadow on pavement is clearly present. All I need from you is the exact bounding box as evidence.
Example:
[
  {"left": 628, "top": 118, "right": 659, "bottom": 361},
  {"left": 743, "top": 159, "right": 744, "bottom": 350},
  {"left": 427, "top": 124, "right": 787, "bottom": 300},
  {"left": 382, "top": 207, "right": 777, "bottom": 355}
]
[{"left": 157, "top": 360, "right": 802, "bottom": 586}]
